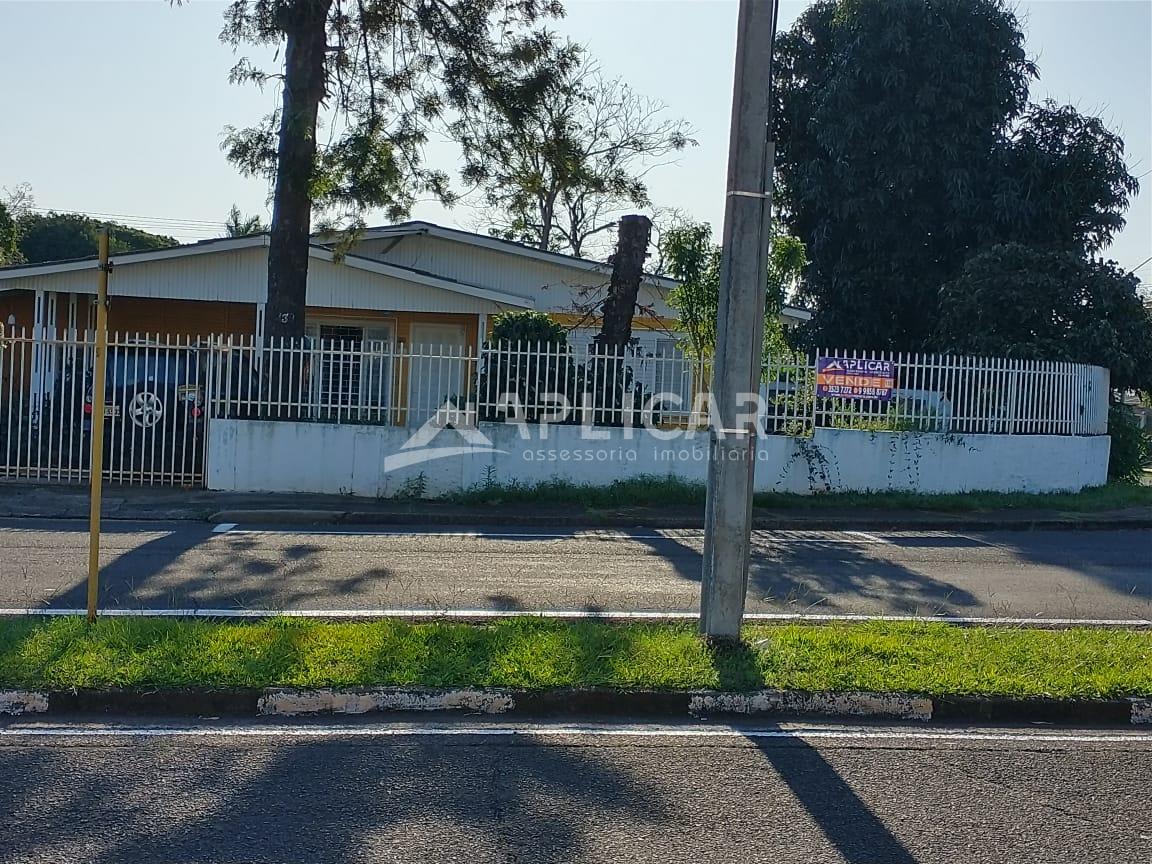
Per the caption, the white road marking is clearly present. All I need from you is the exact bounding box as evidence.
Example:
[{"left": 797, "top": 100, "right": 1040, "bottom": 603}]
[
  {"left": 1, "top": 723, "right": 1148, "bottom": 744},
  {"left": 215, "top": 527, "right": 890, "bottom": 544},
  {"left": 0, "top": 607, "right": 1147, "bottom": 627}
]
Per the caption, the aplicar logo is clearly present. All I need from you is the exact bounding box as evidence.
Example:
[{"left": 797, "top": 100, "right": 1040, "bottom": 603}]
[{"left": 383, "top": 402, "right": 507, "bottom": 472}]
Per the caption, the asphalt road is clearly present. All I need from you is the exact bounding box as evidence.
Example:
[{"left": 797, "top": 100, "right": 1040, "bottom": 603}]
[
  {"left": 0, "top": 719, "right": 1147, "bottom": 863},
  {"left": 0, "top": 519, "right": 1148, "bottom": 619}
]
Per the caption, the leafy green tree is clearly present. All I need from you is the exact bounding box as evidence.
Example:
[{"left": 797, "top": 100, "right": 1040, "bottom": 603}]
[
  {"left": 994, "top": 101, "right": 1139, "bottom": 255},
  {"left": 216, "top": 0, "right": 572, "bottom": 339},
  {"left": 937, "top": 244, "right": 1152, "bottom": 394},
  {"left": 0, "top": 203, "right": 18, "bottom": 266},
  {"left": 16, "top": 213, "right": 175, "bottom": 264},
  {"left": 661, "top": 220, "right": 806, "bottom": 359},
  {"left": 224, "top": 205, "right": 266, "bottom": 237},
  {"left": 774, "top": 0, "right": 1138, "bottom": 350},
  {"left": 455, "top": 52, "right": 695, "bottom": 258}
]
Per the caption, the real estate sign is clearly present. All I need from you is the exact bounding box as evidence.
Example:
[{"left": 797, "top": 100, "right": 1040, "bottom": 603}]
[{"left": 816, "top": 357, "right": 896, "bottom": 400}]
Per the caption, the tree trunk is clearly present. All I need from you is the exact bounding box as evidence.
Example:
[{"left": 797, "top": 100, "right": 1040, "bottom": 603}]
[
  {"left": 589, "top": 214, "right": 652, "bottom": 427},
  {"left": 265, "top": 0, "right": 331, "bottom": 342},
  {"left": 538, "top": 189, "right": 557, "bottom": 251},
  {"left": 595, "top": 214, "right": 652, "bottom": 350}
]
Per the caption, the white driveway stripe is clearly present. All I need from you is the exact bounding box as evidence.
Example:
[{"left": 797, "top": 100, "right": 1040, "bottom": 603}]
[{"left": 1, "top": 723, "right": 1149, "bottom": 744}]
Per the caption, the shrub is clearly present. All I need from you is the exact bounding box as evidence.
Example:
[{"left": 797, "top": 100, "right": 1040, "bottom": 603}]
[
  {"left": 488, "top": 310, "right": 568, "bottom": 346},
  {"left": 1107, "top": 402, "right": 1151, "bottom": 483}
]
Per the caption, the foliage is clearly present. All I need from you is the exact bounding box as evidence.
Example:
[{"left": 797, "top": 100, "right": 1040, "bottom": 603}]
[
  {"left": 2, "top": 616, "right": 1148, "bottom": 698},
  {"left": 660, "top": 222, "right": 719, "bottom": 357},
  {"left": 480, "top": 311, "right": 576, "bottom": 422},
  {"left": 455, "top": 51, "right": 695, "bottom": 257},
  {"left": 488, "top": 310, "right": 569, "bottom": 346},
  {"left": 775, "top": 0, "right": 1139, "bottom": 350},
  {"left": 1107, "top": 403, "right": 1152, "bottom": 483},
  {"left": 661, "top": 220, "right": 807, "bottom": 359},
  {"left": 217, "top": 0, "right": 573, "bottom": 338},
  {"left": 995, "top": 101, "right": 1140, "bottom": 255},
  {"left": 936, "top": 244, "right": 1152, "bottom": 393},
  {"left": 478, "top": 310, "right": 652, "bottom": 426},
  {"left": 219, "top": 0, "right": 569, "bottom": 221},
  {"left": 0, "top": 202, "right": 17, "bottom": 266},
  {"left": 16, "top": 212, "right": 176, "bottom": 264},
  {"left": 224, "top": 204, "right": 266, "bottom": 237}
]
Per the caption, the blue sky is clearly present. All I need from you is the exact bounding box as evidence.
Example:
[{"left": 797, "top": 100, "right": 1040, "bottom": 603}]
[{"left": 1, "top": 0, "right": 1148, "bottom": 284}]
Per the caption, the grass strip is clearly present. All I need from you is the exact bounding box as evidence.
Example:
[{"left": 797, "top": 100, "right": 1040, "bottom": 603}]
[
  {"left": 0, "top": 618, "right": 1148, "bottom": 699},
  {"left": 444, "top": 475, "right": 1152, "bottom": 512}
]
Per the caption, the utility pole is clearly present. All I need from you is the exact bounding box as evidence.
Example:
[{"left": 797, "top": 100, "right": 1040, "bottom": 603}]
[
  {"left": 700, "top": 0, "right": 779, "bottom": 639},
  {"left": 87, "top": 229, "right": 110, "bottom": 623}
]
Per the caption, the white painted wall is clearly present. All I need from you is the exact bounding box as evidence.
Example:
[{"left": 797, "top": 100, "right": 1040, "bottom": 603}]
[{"left": 208, "top": 420, "right": 1110, "bottom": 498}]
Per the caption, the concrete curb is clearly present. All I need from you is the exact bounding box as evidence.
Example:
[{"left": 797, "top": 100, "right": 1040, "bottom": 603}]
[
  {"left": 2, "top": 687, "right": 1149, "bottom": 726},
  {"left": 207, "top": 508, "right": 1152, "bottom": 532}
]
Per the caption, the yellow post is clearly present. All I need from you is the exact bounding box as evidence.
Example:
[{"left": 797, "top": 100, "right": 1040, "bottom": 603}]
[{"left": 86, "top": 229, "right": 110, "bottom": 623}]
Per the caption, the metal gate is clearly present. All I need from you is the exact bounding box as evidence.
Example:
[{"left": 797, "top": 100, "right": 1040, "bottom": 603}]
[{"left": 1, "top": 328, "right": 212, "bottom": 486}]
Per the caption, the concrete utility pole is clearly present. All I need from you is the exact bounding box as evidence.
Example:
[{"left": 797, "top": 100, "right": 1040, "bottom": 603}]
[{"left": 700, "top": 0, "right": 779, "bottom": 639}]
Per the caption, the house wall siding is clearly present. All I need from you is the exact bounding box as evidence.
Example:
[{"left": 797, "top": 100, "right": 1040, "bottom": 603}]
[
  {"left": 0, "top": 290, "right": 35, "bottom": 332},
  {"left": 0, "top": 247, "right": 269, "bottom": 302},
  {"left": 107, "top": 297, "right": 257, "bottom": 339},
  {"left": 305, "top": 257, "right": 507, "bottom": 315},
  {"left": 362, "top": 234, "right": 677, "bottom": 320}
]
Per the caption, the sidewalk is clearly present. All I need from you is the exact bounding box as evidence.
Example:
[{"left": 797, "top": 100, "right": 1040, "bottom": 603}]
[{"left": 2, "top": 481, "right": 1150, "bottom": 531}]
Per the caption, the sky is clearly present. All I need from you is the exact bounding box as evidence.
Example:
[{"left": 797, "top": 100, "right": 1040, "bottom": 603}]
[{"left": 1, "top": 0, "right": 1149, "bottom": 285}]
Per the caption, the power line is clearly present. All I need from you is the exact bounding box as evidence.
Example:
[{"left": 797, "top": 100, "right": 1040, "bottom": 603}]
[
  {"left": 25, "top": 206, "right": 230, "bottom": 239},
  {"left": 30, "top": 206, "right": 226, "bottom": 229}
]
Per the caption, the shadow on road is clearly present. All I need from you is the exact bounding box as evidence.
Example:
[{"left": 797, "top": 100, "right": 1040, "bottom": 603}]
[
  {"left": 0, "top": 734, "right": 669, "bottom": 863},
  {"left": 633, "top": 531, "right": 980, "bottom": 615},
  {"left": 749, "top": 735, "right": 918, "bottom": 864},
  {"left": 6, "top": 519, "right": 1147, "bottom": 617}
]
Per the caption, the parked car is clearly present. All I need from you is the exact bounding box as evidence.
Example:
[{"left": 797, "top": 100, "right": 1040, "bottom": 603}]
[{"left": 83, "top": 342, "right": 208, "bottom": 480}]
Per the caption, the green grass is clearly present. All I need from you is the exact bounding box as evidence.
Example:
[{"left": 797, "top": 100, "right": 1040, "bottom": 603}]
[
  {"left": 444, "top": 474, "right": 1152, "bottom": 512},
  {"left": 446, "top": 475, "right": 708, "bottom": 509},
  {"left": 0, "top": 618, "right": 1148, "bottom": 699}
]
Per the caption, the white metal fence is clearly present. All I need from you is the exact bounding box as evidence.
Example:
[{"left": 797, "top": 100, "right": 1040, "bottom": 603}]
[
  {"left": 0, "top": 329, "right": 1110, "bottom": 487},
  {"left": 1, "top": 328, "right": 209, "bottom": 485},
  {"left": 207, "top": 335, "right": 714, "bottom": 428},
  {"left": 208, "top": 338, "right": 1109, "bottom": 436},
  {"left": 760, "top": 349, "right": 1110, "bottom": 437}
]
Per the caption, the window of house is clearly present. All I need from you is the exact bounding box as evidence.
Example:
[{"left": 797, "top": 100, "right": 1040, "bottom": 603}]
[{"left": 305, "top": 321, "right": 394, "bottom": 418}]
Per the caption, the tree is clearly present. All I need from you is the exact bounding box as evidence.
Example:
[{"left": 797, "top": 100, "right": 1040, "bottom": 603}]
[
  {"left": 224, "top": 205, "right": 267, "bottom": 237},
  {"left": 774, "top": 0, "right": 1138, "bottom": 350},
  {"left": 217, "top": 0, "right": 572, "bottom": 339},
  {"left": 993, "top": 101, "right": 1139, "bottom": 255},
  {"left": 0, "top": 203, "right": 17, "bottom": 266},
  {"left": 595, "top": 214, "right": 652, "bottom": 350},
  {"left": 661, "top": 220, "right": 807, "bottom": 359},
  {"left": 0, "top": 184, "right": 35, "bottom": 266},
  {"left": 937, "top": 244, "right": 1152, "bottom": 394},
  {"left": 16, "top": 213, "right": 175, "bottom": 264},
  {"left": 456, "top": 52, "right": 695, "bottom": 257}
]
